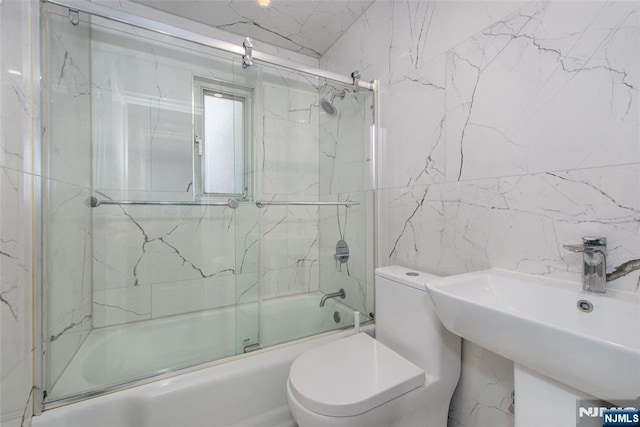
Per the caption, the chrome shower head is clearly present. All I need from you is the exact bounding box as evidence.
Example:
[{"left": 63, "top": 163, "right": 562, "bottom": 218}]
[
  {"left": 320, "top": 89, "right": 347, "bottom": 116},
  {"left": 320, "top": 98, "right": 337, "bottom": 115}
]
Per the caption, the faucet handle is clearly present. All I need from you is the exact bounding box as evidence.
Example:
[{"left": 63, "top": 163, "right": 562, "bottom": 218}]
[
  {"left": 582, "top": 236, "right": 606, "bottom": 246},
  {"left": 564, "top": 236, "right": 607, "bottom": 253},
  {"left": 563, "top": 244, "right": 585, "bottom": 253}
]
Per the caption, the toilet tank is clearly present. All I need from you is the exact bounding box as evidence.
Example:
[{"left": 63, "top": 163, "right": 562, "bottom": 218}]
[{"left": 374, "top": 266, "right": 460, "bottom": 380}]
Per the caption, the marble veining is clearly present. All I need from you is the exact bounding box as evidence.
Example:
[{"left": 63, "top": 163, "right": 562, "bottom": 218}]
[
  {"left": 1, "top": 2, "right": 35, "bottom": 423},
  {"left": 322, "top": 1, "right": 639, "bottom": 427},
  {"left": 119, "top": 206, "right": 235, "bottom": 286},
  {"left": 132, "top": 0, "right": 375, "bottom": 57},
  {"left": 388, "top": 185, "right": 429, "bottom": 260},
  {"left": 0, "top": 284, "right": 19, "bottom": 321},
  {"left": 49, "top": 314, "right": 92, "bottom": 343},
  {"left": 446, "top": 1, "right": 638, "bottom": 183}
]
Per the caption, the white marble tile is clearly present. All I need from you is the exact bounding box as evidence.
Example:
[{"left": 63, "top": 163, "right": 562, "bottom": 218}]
[
  {"left": 449, "top": 341, "right": 514, "bottom": 427},
  {"left": 132, "top": 0, "right": 374, "bottom": 58},
  {"left": 260, "top": 204, "right": 320, "bottom": 298},
  {"left": 235, "top": 272, "right": 260, "bottom": 305},
  {"left": 94, "top": 285, "right": 151, "bottom": 327},
  {"left": 203, "top": 275, "right": 236, "bottom": 309},
  {"left": 42, "top": 10, "right": 94, "bottom": 391},
  {"left": 263, "top": 68, "right": 320, "bottom": 126},
  {"left": 45, "top": 181, "right": 92, "bottom": 324},
  {"left": 319, "top": 86, "right": 371, "bottom": 195},
  {"left": 235, "top": 203, "right": 261, "bottom": 276},
  {"left": 260, "top": 266, "right": 315, "bottom": 299},
  {"left": 319, "top": 1, "right": 392, "bottom": 86},
  {"left": 1, "top": 0, "right": 36, "bottom": 174},
  {"left": 43, "top": 177, "right": 93, "bottom": 392},
  {"left": 43, "top": 9, "right": 92, "bottom": 186},
  {"left": 378, "top": 56, "right": 447, "bottom": 189},
  {"left": 323, "top": 2, "right": 640, "bottom": 427},
  {"left": 1, "top": 168, "right": 33, "bottom": 426},
  {"left": 92, "top": 204, "right": 237, "bottom": 290},
  {"left": 152, "top": 279, "right": 204, "bottom": 319},
  {"left": 95, "top": 0, "right": 320, "bottom": 68},
  {"left": 263, "top": 83, "right": 293, "bottom": 122},
  {"left": 317, "top": 192, "right": 370, "bottom": 315},
  {"left": 0, "top": 354, "right": 33, "bottom": 427},
  {"left": 90, "top": 23, "right": 196, "bottom": 195},
  {"left": 47, "top": 322, "right": 90, "bottom": 392},
  {"left": 446, "top": 1, "right": 639, "bottom": 182},
  {"left": 387, "top": 1, "right": 526, "bottom": 83},
  {"left": 1, "top": 2, "right": 35, "bottom": 423},
  {"left": 261, "top": 117, "right": 319, "bottom": 199},
  {"left": 385, "top": 164, "right": 640, "bottom": 292}
]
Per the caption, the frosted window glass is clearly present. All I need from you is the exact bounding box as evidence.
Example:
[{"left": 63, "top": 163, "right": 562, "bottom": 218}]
[{"left": 203, "top": 93, "right": 244, "bottom": 195}]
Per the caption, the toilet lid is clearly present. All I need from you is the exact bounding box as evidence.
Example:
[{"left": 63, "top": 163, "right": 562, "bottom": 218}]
[{"left": 288, "top": 333, "right": 425, "bottom": 417}]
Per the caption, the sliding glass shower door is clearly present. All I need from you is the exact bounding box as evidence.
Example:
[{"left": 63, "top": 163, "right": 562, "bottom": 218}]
[
  {"left": 42, "top": 3, "right": 262, "bottom": 402},
  {"left": 40, "top": 0, "right": 373, "bottom": 406}
]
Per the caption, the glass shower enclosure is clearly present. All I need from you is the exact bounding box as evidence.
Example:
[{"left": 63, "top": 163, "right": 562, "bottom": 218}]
[{"left": 39, "top": 1, "right": 374, "bottom": 406}]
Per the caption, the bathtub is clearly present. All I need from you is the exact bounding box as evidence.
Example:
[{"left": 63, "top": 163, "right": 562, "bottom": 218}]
[{"left": 36, "top": 292, "right": 369, "bottom": 426}]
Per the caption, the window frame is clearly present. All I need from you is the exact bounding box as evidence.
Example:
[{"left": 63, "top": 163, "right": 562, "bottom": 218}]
[{"left": 193, "top": 76, "right": 253, "bottom": 201}]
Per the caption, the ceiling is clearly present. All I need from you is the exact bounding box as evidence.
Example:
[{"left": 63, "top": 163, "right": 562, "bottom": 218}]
[{"left": 132, "top": 0, "right": 375, "bottom": 58}]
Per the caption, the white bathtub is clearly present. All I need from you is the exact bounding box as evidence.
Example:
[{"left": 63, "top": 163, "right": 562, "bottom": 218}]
[{"left": 37, "top": 292, "right": 367, "bottom": 426}]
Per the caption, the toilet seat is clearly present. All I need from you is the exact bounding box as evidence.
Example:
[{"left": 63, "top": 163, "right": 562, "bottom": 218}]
[{"left": 288, "top": 333, "right": 425, "bottom": 417}]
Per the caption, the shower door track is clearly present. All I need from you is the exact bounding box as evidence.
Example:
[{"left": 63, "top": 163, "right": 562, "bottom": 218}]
[{"left": 43, "top": 0, "right": 375, "bottom": 91}]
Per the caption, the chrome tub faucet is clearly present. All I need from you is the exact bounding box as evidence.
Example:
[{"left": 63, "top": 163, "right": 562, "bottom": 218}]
[
  {"left": 320, "top": 288, "right": 346, "bottom": 307},
  {"left": 564, "top": 236, "right": 608, "bottom": 293}
]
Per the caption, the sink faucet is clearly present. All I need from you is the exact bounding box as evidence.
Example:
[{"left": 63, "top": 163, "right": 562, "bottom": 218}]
[
  {"left": 320, "top": 288, "right": 346, "bottom": 307},
  {"left": 563, "top": 236, "right": 608, "bottom": 293}
]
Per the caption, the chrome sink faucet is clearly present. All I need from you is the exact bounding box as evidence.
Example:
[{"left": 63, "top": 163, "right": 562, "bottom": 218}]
[
  {"left": 563, "top": 236, "right": 608, "bottom": 293},
  {"left": 320, "top": 288, "right": 346, "bottom": 307}
]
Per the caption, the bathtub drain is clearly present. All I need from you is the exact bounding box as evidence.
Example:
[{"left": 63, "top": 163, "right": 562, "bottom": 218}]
[{"left": 333, "top": 311, "right": 341, "bottom": 323}]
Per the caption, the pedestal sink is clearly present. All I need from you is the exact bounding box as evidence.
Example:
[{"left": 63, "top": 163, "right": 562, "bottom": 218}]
[{"left": 424, "top": 269, "right": 640, "bottom": 425}]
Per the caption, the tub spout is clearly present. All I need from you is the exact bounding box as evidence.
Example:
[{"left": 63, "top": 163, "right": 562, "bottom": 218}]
[{"left": 320, "top": 288, "right": 346, "bottom": 307}]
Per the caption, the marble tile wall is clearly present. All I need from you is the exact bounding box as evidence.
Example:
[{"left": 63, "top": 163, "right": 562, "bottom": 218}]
[
  {"left": 318, "top": 84, "right": 374, "bottom": 317},
  {"left": 42, "top": 8, "right": 93, "bottom": 392},
  {"left": 1, "top": 1, "right": 37, "bottom": 425},
  {"left": 83, "top": 8, "right": 325, "bottom": 329},
  {"left": 85, "top": 20, "right": 243, "bottom": 329},
  {"left": 130, "top": 0, "right": 375, "bottom": 58},
  {"left": 259, "top": 71, "right": 322, "bottom": 299},
  {"left": 322, "top": 1, "right": 639, "bottom": 426},
  {"left": 40, "top": 2, "right": 374, "bottom": 403},
  {"left": 41, "top": 0, "right": 341, "bottom": 400}
]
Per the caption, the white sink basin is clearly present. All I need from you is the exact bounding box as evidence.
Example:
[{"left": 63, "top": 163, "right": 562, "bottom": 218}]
[{"left": 425, "top": 269, "right": 640, "bottom": 401}]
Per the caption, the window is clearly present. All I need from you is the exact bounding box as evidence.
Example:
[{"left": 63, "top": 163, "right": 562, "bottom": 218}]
[{"left": 194, "top": 77, "right": 252, "bottom": 199}]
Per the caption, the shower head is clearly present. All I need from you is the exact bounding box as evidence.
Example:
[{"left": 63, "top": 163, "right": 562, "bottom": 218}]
[
  {"left": 320, "top": 89, "right": 347, "bottom": 116},
  {"left": 320, "top": 98, "right": 337, "bottom": 115}
]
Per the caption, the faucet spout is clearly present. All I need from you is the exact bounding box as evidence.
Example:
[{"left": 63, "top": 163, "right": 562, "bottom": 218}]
[
  {"left": 320, "top": 288, "right": 346, "bottom": 307},
  {"left": 563, "top": 236, "right": 607, "bottom": 293},
  {"left": 583, "top": 248, "right": 607, "bottom": 293}
]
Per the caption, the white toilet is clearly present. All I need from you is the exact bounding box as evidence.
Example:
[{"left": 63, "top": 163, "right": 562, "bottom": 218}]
[{"left": 287, "top": 266, "right": 461, "bottom": 427}]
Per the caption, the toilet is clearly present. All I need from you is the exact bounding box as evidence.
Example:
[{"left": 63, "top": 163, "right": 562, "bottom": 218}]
[{"left": 287, "top": 266, "right": 461, "bottom": 427}]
